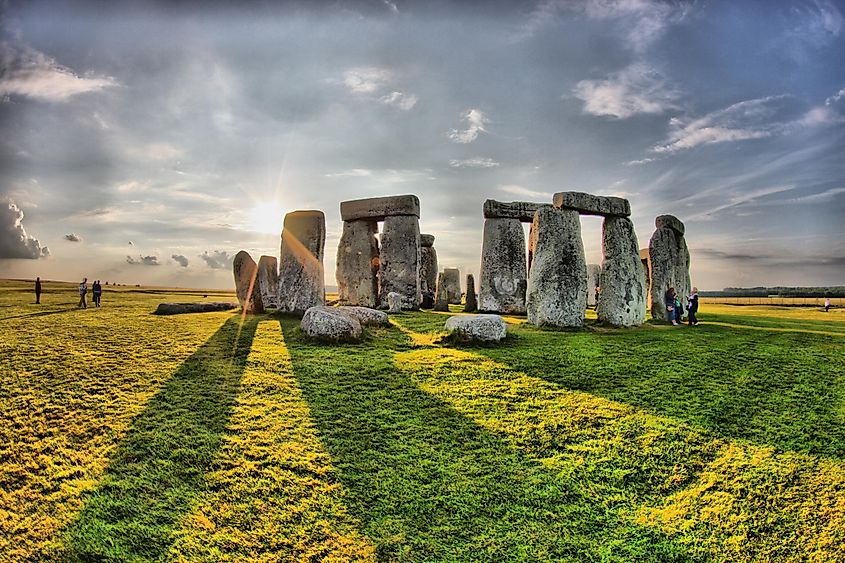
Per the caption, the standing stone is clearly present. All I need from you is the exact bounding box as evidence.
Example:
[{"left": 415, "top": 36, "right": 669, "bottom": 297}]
[
  {"left": 337, "top": 219, "right": 380, "bottom": 308},
  {"left": 586, "top": 264, "right": 601, "bottom": 307},
  {"left": 648, "top": 215, "right": 690, "bottom": 321},
  {"left": 257, "top": 255, "right": 278, "bottom": 308},
  {"left": 464, "top": 274, "right": 478, "bottom": 313},
  {"left": 233, "top": 251, "right": 264, "bottom": 314},
  {"left": 597, "top": 217, "right": 646, "bottom": 326},
  {"left": 441, "top": 268, "right": 462, "bottom": 304},
  {"left": 387, "top": 292, "right": 403, "bottom": 313},
  {"left": 278, "top": 210, "right": 326, "bottom": 315},
  {"left": 379, "top": 215, "right": 421, "bottom": 310},
  {"left": 526, "top": 207, "right": 587, "bottom": 328},
  {"left": 479, "top": 218, "right": 527, "bottom": 314},
  {"left": 419, "top": 234, "right": 438, "bottom": 296},
  {"left": 434, "top": 272, "right": 450, "bottom": 312}
]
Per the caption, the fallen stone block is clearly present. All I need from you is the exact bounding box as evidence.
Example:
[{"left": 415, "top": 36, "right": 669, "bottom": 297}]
[{"left": 444, "top": 314, "right": 507, "bottom": 343}]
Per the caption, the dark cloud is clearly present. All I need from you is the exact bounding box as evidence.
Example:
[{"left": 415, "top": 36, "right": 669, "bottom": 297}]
[
  {"left": 126, "top": 254, "right": 159, "bottom": 266},
  {"left": 0, "top": 201, "right": 49, "bottom": 259},
  {"left": 64, "top": 233, "right": 82, "bottom": 242},
  {"left": 199, "top": 250, "right": 233, "bottom": 269},
  {"left": 171, "top": 253, "right": 189, "bottom": 267}
]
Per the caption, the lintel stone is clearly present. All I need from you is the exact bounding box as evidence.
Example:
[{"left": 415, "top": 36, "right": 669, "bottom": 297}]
[
  {"left": 341, "top": 194, "right": 420, "bottom": 222},
  {"left": 483, "top": 200, "right": 544, "bottom": 221},
  {"left": 552, "top": 191, "right": 630, "bottom": 217}
]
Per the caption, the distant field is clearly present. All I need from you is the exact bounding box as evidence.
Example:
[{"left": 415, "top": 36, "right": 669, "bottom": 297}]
[
  {"left": 701, "top": 296, "right": 845, "bottom": 307},
  {"left": 1, "top": 280, "right": 844, "bottom": 561}
]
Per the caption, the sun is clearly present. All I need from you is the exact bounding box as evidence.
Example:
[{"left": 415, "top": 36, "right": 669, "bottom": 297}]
[{"left": 245, "top": 203, "right": 284, "bottom": 235}]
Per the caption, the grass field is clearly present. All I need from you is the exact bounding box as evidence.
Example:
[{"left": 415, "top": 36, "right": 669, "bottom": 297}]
[{"left": 1, "top": 279, "right": 844, "bottom": 562}]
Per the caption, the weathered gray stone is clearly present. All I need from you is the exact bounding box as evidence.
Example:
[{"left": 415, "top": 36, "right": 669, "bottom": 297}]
[
  {"left": 464, "top": 274, "right": 478, "bottom": 313},
  {"left": 441, "top": 268, "right": 462, "bottom": 304},
  {"left": 526, "top": 207, "right": 587, "bottom": 328},
  {"left": 301, "top": 306, "right": 362, "bottom": 342},
  {"left": 379, "top": 215, "right": 421, "bottom": 310},
  {"left": 586, "top": 264, "right": 602, "bottom": 307},
  {"left": 336, "top": 219, "right": 379, "bottom": 308},
  {"left": 257, "top": 255, "right": 278, "bottom": 308},
  {"left": 340, "top": 194, "right": 420, "bottom": 222},
  {"left": 434, "top": 272, "right": 450, "bottom": 312},
  {"left": 420, "top": 245, "right": 438, "bottom": 295},
  {"left": 649, "top": 226, "right": 690, "bottom": 321},
  {"left": 483, "top": 200, "right": 544, "bottom": 221},
  {"left": 338, "top": 306, "right": 389, "bottom": 327},
  {"left": 552, "top": 191, "right": 631, "bottom": 217},
  {"left": 420, "top": 234, "right": 435, "bottom": 247},
  {"left": 597, "top": 217, "right": 646, "bottom": 326},
  {"left": 233, "top": 250, "right": 264, "bottom": 313},
  {"left": 154, "top": 302, "right": 238, "bottom": 315},
  {"left": 656, "top": 214, "right": 685, "bottom": 236},
  {"left": 387, "top": 291, "right": 403, "bottom": 313},
  {"left": 278, "top": 210, "right": 326, "bottom": 315},
  {"left": 444, "top": 314, "right": 507, "bottom": 343},
  {"left": 479, "top": 218, "right": 527, "bottom": 314}
]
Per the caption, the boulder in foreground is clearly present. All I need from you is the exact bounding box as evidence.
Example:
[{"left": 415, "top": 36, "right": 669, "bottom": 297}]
[
  {"left": 337, "top": 306, "right": 389, "bottom": 327},
  {"left": 301, "top": 306, "right": 363, "bottom": 342},
  {"left": 444, "top": 314, "right": 507, "bottom": 343},
  {"left": 154, "top": 302, "right": 239, "bottom": 315}
]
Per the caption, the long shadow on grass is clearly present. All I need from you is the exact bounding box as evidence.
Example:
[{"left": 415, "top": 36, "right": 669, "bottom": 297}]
[
  {"left": 469, "top": 321, "right": 845, "bottom": 459},
  {"left": 60, "top": 315, "right": 258, "bottom": 561},
  {"left": 279, "top": 318, "right": 696, "bottom": 562}
]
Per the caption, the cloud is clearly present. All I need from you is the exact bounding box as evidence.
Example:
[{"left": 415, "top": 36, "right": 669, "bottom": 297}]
[
  {"left": 449, "top": 157, "right": 500, "bottom": 168},
  {"left": 343, "top": 67, "right": 392, "bottom": 94},
  {"left": 0, "top": 41, "right": 116, "bottom": 102},
  {"left": 0, "top": 201, "right": 49, "bottom": 259},
  {"left": 171, "top": 254, "right": 189, "bottom": 267},
  {"left": 64, "top": 233, "right": 82, "bottom": 242},
  {"left": 324, "top": 168, "right": 373, "bottom": 178},
  {"left": 126, "top": 255, "right": 160, "bottom": 266},
  {"left": 779, "top": 0, "right": 843, "bottom": 58},
  {"left": 573, "top": 63, "right": 681, "bottom": 119},
  {"left": 696, "top": 248, "right": 845, "bottom": 269},
  {"left": 448, "top": 109, "right": 489, "bottom": 143},
  {"left": 624, "top": 157, "right": 660, "bottom": 166},
  {"left": 379, "top": 91, "right": 418, "bottom": 110},
  {"left": 498, "top": 184, "right": 554, "bottom": 199},
  {"left": 200, "top": 250, "right": 234, "bottom": 269}
]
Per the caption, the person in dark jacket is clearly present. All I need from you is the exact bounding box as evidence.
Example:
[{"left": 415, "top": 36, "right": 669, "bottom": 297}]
[
  {"left": 92, "top": 280, "right": 102, "bottom": 307},
  {"left": 35, "top": 277, "right": 42, "bottom": 304},
  {"left": 687, "top": 287, "right": 699, "bottom": 326},
  {"left": 665, "top": 287, "right": 678, "bottom": 325}
]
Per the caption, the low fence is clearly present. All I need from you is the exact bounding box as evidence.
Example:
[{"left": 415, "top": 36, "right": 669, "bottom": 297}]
[{"left": 700, "top": 297, "right": 845, "bottom": 307}]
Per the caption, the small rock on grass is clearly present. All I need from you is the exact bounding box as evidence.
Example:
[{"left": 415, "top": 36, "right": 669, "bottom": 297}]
[
  {"left": 444, "top": 314, "right": 507, "bottom": 343},
  {"left": 301, "top": 306, "right": 363, "bottom": 342}
]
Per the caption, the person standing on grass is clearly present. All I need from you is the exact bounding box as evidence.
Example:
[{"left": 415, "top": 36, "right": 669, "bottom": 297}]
[
  {"left": 825, "top": 297, "right": 831, "bottom": 312},
  {"left": 92, "top": 280, "right": 102, "bottom": 307},
  {"left": 35, "top": 277, "right": 42, "bottom": 304},
  {"left": 665, "top": 287, "right": 678, "bottom": 325},
  {"left": 687, "top": 287, "right": 699, "bottom": 326},
  {"left": 78, "top": 277, "right": 88, "bottom": 309}
]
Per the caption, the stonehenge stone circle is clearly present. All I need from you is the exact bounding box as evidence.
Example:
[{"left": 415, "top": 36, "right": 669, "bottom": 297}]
[
  {"left": 479, "top": 217, "right": 528, "bottom": 314},
  {"left": 257, "top": 255, "right": 279, "bottom": 308},
  {"left": 301, "top": 306, "right": 362, "bottom": 343},
  {"left": 444, "top": 314, "right": 507, "bottom": 343},
  {"left": 233, "top": 250, "right": 264, "bottom": 314},
  {"left": 341, "top": 194, "right": 420, "bottom": 222},
  {"left": 586, "top": 264, "right": 601, "bottom": 307},
  {"left": 278, "top": 210, "right": 326, "bottom": 315},
  {"left": 649, "top": 215, "right": 691, "bottom": 321},
  {"left": 526, "top": 207, "right": 587, "bottom": 327},
  {"left": 419, "top": 234, "right": 438, "bottom": 296},
  {"left": 441, "top": 268, "right": 462, "bottom": 304},
  {"left": 596, "top": 216, "right": 646, "bottom": 326},
  {"left": 379, "top": 214, "right": 421, "bottom": 309},
  {"left": 337, "top": 219, "right": 380, "bottom": 308},
  {"left": 464, "top": 273, "right": 478, "bottom": 313},
  {"left": 434, "top": 272, "right": 450, "bottom": 312},
  {"left": 552, "top": 191, "right": 631, "bottom": 217}
]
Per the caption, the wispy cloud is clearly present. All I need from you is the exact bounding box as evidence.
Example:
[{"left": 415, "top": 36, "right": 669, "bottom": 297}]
[
  {"left": 379, "top": 91, "right": 417, "bottom": 110},
  {"left": 498, "top": 184, "right": 554, "bottom": 199},
  {"left": 448, "top": 109, "right": 489, "bottom": 143},
  {"left": 449, "top": 157, "right": 500, "bottom": 168},
  {"left": 324, "top": 168, "right": 373, "bottom": 178},
  {"left": 342, "top": 67, "right": 417, "bottom": 110},
  {"left": 573, "top": 63, "right": 681, "bottom": 119},
  {"left": 624, "top": 157, "right": 661, "bottom": 166},
  {"left": 0, "top": 41, "right": 116, "bottom": 102},
  {"left": 0, "top": 201, "right": 49, "bottom": 259},
  {"left": 778, "top": 0, "right": 843, "bottom": 59}
]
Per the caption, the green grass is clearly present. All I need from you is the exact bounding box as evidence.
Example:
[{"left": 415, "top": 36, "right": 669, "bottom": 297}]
[{"left": 1, "top": 279, "right": 844, "bottom": 561}]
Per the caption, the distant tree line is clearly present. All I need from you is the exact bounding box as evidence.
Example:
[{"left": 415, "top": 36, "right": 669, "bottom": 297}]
[{"left": 700, "top": 287, "right": 845, "bottom": 298}]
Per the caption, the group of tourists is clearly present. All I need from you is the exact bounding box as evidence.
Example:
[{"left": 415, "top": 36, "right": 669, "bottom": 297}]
[
  {"left": 76, "top": 278, "right": 103, "bottom": 308},
  {"left": 665, "top": 286, "right": 699, "bottom": 326}
]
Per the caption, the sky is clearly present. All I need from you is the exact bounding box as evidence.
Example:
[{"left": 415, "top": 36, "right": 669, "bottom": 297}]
[{"left": 1, "top": 0, "right": 844, "bottom": 291}]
